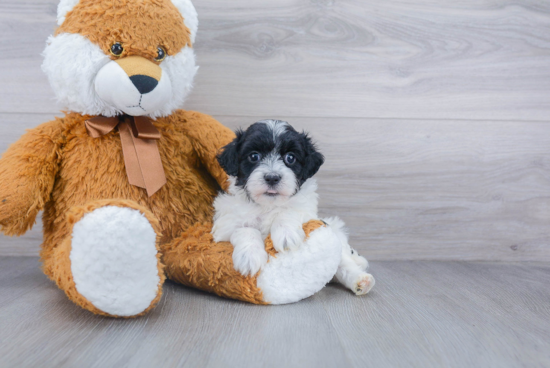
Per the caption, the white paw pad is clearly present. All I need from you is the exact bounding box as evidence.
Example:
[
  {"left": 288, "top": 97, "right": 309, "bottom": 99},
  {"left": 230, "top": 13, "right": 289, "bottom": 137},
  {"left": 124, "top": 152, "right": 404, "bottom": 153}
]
[
  {"left": 70, "top": 206, "right": 160, "bottom": 316},
  {"left": 354, "top": 273, "right": 375, "bottom": 296}
]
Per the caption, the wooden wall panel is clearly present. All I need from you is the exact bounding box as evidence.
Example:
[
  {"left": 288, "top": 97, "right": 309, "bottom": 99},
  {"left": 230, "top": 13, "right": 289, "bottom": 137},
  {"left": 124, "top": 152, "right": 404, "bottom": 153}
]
[
  {"left": 0, "top": 1, "right": 549, "bottom": 120},
  {"left": 2, "top": 114, "right": 549, "bottom": 261},
  {"left": 0, "top": 0, "right": 549, "bottom": 260}
]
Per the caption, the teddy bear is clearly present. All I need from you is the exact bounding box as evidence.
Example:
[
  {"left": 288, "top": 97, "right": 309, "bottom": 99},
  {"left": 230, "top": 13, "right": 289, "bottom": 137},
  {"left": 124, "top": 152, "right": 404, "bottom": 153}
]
[{"left": 0, "top": 0, "right": 343, "bottom": 317}]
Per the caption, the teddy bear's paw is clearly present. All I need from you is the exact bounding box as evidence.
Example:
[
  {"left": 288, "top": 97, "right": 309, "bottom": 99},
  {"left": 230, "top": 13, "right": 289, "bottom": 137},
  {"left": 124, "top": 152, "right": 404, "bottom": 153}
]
[
  {"left": 70, "top": 206, "right": 161, "bottom": 317},
  {"left": 354, "top": 273, "right": 375, "bottom": 296},
  {"left": 257, "top": 224, "right": 342, "bottom": 304}
]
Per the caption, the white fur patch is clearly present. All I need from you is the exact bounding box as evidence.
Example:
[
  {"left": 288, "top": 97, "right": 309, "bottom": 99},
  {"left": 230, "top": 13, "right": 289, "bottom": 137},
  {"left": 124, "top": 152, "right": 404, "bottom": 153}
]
[
  {"left": 257, "top": 225, "right": 342, "bottom": 304},
  {"left": 212, "top": 178, "right": 319, "bottom": 243},
  {"left": 153, "top": 47, "right": 198, "bottom": 118},
  {"left": 258, "top": 119, "right": 288, "bottom": 140},
  {"left": 230, "top": 228, "right": 268, "bottom": 276},
  {"left": 57, "top": 0, "right": 80, "bottom": 26},
  {"left": 70, "top": 206, "right": 160, "bottom": 317},
  {"left": 42, "top": 33, "right": 114, "bottom": 116},
  {"left": 170, "top": 0, "right": 199, "bottom": 43}
]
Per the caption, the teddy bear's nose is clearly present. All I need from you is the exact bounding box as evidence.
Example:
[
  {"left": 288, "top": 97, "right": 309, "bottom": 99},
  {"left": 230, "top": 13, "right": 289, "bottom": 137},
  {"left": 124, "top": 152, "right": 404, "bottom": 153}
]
[{"left": 129, "top": 75, "right": 158, "bottom": 95}]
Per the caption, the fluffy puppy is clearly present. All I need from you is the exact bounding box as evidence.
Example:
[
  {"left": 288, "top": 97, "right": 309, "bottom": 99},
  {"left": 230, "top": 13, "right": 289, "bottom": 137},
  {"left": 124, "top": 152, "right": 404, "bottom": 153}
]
[{"left": 212, "top": 120, "right": 375, "bottom": 295}]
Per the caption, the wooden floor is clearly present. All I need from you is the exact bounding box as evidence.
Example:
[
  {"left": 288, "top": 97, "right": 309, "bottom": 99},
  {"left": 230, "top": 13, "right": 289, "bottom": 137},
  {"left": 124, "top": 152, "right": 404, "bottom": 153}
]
[{"left": 0, "top": 257, "right": 548, "bottom": 368}]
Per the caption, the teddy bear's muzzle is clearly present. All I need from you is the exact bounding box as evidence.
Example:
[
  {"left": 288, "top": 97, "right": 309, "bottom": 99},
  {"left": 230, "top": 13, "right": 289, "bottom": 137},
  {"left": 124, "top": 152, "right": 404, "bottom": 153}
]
[{"left": 94, "top": 56, "right": 172, "bottom": 117}]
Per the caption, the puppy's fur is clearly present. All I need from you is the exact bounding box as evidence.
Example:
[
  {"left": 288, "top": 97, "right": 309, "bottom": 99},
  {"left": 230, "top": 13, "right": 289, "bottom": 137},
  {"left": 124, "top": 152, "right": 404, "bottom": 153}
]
[{"left": 212, "top": 120, "right": 375, "bottom": 295}]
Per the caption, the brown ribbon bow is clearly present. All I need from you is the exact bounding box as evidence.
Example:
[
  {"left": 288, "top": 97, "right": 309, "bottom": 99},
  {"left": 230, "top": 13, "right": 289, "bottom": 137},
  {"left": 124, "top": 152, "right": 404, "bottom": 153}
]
[{"left": 85, "top": 115, "right": 167, "bottom": 197}]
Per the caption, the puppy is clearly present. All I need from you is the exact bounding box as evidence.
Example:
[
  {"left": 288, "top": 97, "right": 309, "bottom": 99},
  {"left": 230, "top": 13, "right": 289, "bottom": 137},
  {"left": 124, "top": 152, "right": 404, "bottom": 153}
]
[{"left": 212, "top": 120, "right": 375, "bottom": 295}]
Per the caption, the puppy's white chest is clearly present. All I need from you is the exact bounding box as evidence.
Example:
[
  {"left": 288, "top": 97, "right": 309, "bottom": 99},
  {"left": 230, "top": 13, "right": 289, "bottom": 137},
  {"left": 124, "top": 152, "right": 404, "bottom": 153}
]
[{"left": 256, "top": 210, "right": 283, "bottom": 238}]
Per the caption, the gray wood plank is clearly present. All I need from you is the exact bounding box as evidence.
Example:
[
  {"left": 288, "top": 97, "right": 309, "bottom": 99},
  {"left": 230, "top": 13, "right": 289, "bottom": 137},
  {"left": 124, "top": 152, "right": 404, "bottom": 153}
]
[
  {"left": 320, "top": 261, "right": 550, "bottom": 368},
  {"left": 2, "top": 114, "right": 550, "bottom": 261},
  {"left": 0, "top": 0, "right": 549, "bottom": 120},
  {"left": 0, "top": 257, "right": 549, "bottom": 368},
  {"left": 0, "top": 257, "right": 349, "bottom": 368},
  {"left": 223, "top": 116, "right": 550, "bottom": 262}
]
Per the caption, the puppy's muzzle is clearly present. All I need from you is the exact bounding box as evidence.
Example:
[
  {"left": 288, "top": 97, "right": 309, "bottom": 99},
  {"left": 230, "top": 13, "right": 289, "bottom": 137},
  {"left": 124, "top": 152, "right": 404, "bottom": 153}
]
[{"left": 115, "top": 56, "right": 162, "bottom": 95}]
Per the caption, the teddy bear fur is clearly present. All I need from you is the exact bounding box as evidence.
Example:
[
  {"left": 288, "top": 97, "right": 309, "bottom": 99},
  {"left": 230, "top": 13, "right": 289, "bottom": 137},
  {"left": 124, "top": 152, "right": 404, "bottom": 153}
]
[{"left": 0, "top": 0, "right": 341, "bottom": 317}]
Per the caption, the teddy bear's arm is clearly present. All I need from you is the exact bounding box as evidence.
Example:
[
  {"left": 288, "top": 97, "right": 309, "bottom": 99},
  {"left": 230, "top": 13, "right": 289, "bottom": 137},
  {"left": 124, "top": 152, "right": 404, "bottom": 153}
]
[
  {"left": 180, "top": 111, "right": 236, "bottom": 191},
  {"left": 0, "top": 119, "right": 64, "bottom": 236}
]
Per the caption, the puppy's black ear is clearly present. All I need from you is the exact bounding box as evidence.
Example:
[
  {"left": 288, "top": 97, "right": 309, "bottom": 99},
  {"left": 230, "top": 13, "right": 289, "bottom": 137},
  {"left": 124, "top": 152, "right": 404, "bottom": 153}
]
[
  {"left": 302, "top": 134, "right": 325, "bottom": 180},
  {"left": 217, "top": 130, "right": 244, "bottom": 176}
]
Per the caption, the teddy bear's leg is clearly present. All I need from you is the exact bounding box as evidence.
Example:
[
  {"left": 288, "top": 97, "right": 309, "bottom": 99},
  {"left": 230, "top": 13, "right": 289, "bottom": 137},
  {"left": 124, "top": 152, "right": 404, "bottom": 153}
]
[
  {"left": 43, "top": 200, "right": 164, "bottom": 317},
  {"left": 163, "top": 220, "right": 342, "bottom": 305}
]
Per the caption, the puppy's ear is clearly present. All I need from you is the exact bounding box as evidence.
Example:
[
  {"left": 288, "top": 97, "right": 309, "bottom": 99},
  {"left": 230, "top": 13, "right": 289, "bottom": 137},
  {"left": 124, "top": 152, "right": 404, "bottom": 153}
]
[
  {"left": 217, "top": 130, "right": 243, "bottom": 176},
  {"left": 302, "top": 134, "right": 325, "bottom": 180}
]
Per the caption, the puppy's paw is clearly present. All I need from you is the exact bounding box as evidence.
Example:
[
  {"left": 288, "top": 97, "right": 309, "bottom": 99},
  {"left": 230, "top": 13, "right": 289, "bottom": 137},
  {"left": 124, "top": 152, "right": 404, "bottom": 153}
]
[
  {"left": 354, "top": 273, "right": 375, "bottom": 296},
  {"left": 271, "top": 225, "right": 306, "bottom": 253},
  {"left": 232, "top": 241, "right": 268, "bottom": 277}
]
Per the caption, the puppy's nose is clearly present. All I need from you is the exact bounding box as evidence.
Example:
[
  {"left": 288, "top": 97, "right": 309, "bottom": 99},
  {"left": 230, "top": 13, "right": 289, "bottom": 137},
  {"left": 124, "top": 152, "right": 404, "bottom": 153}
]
[
  {"left": 264, "top": 174, "right": 281, "bottom": 186},
  {"left": 129, "top": 75, "right": 158, "bottom": 94}
]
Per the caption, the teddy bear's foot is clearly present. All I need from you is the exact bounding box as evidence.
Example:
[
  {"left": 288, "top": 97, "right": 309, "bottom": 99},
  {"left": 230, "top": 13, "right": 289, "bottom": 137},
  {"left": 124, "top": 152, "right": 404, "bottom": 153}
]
[
  {"left": 257, "top": 221, "right": 342, "bottom": 304},
  {"left": 70, "top": 205, "right": 162, "bottom": 316},
  {"left": 163, "top": 220, "right": 342, "bottom": 305},
  {"left": 44, "top": 200, "right": 164, "bottom": 317}
]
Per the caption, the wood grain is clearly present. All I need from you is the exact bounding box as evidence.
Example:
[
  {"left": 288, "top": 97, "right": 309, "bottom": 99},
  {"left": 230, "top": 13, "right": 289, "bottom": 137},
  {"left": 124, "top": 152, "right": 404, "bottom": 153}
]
[
  {"left": 220, "top": 116, "right": 550, "bottom": 261},
  {"left": 2, "top": 113, "right": 550, "bottom": 261},
  {"left": 0, "top": 0, "right": 549, "bottom": 120},
  {"left": 1, "top": 257, "right": 549, "bottom": 367},
  {"left": 1, "top": 0, "right": 550, "bottom": 260}
]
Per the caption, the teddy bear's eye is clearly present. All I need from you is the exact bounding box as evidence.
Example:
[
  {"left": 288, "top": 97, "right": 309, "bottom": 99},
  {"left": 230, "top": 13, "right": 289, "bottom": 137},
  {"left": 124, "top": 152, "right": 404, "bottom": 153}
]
[
  {"left": 155, "top": 46, "right": 166, "bottom": 62},
  {"left": 110, "top": 42, "right": 124, "bottom": 57}
]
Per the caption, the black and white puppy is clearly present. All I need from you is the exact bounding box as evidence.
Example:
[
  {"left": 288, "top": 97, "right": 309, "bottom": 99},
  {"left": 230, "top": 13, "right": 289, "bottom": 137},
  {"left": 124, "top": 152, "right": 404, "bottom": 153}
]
[{"left": 212, "top": 120, "right": 374, "bottom": 295}]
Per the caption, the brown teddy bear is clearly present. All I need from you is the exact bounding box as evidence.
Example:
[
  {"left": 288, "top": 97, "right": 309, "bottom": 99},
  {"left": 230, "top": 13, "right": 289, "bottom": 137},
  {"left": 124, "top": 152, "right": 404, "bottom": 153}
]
[{"left": 0, "top": 0, "right": 342, "bottom": 317}]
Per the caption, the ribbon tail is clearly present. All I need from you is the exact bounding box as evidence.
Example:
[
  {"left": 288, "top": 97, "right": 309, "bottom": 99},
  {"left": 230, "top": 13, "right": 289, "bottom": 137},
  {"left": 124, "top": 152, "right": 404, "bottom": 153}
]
[
  {"left": 119, "top": 121, "right": 147, "bottom": 189},
  {"left": 132, "top": 136, "right": 167, "bottom": 197}
]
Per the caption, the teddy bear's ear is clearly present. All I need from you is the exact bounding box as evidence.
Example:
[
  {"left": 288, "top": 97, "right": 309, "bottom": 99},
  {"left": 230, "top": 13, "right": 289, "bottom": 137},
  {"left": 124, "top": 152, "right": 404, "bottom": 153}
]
[
  {"left": 170, "top": 0, "right": 199, "bottom": 43},
  {"left": 56, "top": 0, "right": 80, "bottom": 26}
]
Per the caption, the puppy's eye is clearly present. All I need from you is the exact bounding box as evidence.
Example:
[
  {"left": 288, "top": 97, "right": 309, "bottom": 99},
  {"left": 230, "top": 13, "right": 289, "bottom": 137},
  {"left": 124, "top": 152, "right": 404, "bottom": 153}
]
[
  {"left": 249, "top": 152, "right": 261, "bottom": 163},
  {"left": 110, "top": 42, "right": 124, "bottom": 57},
  {"left": 155, "top": 46, "right": 166, "bottom": 61},
  {"left": 284, "top": 153, "right": 296, "bottom": 165}
]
